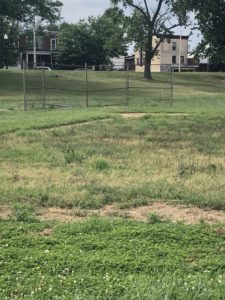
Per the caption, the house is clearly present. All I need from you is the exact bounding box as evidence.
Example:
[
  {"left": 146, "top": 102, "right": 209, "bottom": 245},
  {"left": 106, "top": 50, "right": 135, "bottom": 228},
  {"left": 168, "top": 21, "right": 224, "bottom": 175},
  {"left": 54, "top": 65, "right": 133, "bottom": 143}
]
[
  {"left": 19, "top": 31, "right": 58, "bottom": 68},
  {"left": 111, "top": 56, "right": 125, "bottom": 70},
  {"left": 135, "top": 35, "right": 189, "bottom": 72}
]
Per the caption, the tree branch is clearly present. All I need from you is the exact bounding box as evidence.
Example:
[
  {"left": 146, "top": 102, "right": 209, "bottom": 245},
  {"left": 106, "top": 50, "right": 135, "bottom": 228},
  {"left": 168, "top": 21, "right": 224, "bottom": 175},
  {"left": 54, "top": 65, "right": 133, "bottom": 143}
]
[
  {"left": 125, "top": 0, "right": 150, "bottom": 24},
  {"left": 143, "top": 0, "right": 151, "bottom": 21},
  {"left": 152, "top": 38, "right": 163, "bottom": 57},
  {"left": 152, "top": 0, "right": 164, "bottom": 25},
  {"left": 154, "top": 12, "right": 168, "bottom": 30}
]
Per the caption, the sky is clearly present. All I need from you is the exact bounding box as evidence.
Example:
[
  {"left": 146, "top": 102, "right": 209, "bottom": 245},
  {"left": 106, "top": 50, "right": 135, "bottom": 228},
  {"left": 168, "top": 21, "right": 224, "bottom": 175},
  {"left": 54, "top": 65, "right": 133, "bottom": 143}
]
[
  {"left": 61, "top": 0, "right": 110, "bottom": 23},
  {"left": 60, "top": 0, "right": 201, "bottom": 53}
]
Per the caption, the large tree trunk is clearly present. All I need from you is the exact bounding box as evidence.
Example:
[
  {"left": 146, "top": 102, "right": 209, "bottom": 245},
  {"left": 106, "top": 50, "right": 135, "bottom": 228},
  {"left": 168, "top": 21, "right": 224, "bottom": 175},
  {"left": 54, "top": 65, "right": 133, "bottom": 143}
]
[
  {"left": 144, "top": 63, "right": 152, "bottom": 80},
  {"left": 144, "top": 42, "right": 153, "bottom": 80}
]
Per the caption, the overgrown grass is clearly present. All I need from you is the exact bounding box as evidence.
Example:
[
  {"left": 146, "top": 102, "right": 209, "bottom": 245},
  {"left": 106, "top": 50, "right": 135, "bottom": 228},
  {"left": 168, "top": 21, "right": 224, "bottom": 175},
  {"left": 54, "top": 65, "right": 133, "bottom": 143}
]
[
  {"left": 0, "top": 218, "right": 225, "bottom": 299},
  {"left": 1, "top": 114, "right": 225, "bottom": 210}
]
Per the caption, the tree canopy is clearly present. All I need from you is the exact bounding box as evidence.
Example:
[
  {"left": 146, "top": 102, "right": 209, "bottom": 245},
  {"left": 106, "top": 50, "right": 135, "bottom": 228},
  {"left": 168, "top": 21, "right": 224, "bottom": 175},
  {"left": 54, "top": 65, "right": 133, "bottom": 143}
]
[
  {"left": 57, "top": 8, "right": 128, "bottom": 66},
  {"left": 0, "top": 0, "right": 62, "bottom": 67},
  {"left": 110, "top": 0, "right": 188, "bottom": 79},
  {"left": 178, "top": 0, "right": 225, "bottom": 67},
  {"left": 0, "top": 0, "right": 62, "bottom": 22}
]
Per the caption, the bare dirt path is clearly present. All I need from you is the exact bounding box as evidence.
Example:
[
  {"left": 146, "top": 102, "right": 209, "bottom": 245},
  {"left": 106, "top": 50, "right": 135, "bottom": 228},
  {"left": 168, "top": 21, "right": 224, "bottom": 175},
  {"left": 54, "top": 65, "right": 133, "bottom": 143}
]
[
  {"left": 38, "top": 203, "right": 225, "bottom": 224},
  {"left": 1, "top": 202, "right": 225, "bottom": 224},
  {"left": 120, "top": 113, "right": 192, "bottom": 119}
]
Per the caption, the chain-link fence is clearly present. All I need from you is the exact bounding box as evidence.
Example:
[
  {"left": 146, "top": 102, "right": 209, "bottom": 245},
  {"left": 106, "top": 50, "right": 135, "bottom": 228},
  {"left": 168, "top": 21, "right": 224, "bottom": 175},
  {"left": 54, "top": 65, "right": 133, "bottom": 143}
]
[{"left": 22, "top": 62, "right": 173, "bottom": 110}]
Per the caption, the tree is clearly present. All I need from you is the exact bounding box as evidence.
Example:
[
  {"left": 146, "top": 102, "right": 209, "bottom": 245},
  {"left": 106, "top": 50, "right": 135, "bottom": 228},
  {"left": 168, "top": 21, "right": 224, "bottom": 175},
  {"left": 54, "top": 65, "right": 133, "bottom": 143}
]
[
  {"left": 57, "top": 8, "right": 127, "bottom": 66},
  {"left": 177, "top": 0, "right": 225, "bottom": 67},
  {"left": 110, "top": 0, "right": 188, "bottom": 79},
  {"left": 90, "top": 7, "right": 128, "bottom": 58},
  {"left": 0, "top": 0, "right": 62, "bottom": 22},
  {"left": 0, "top": 0, "right": 62, "bottom": 67}
]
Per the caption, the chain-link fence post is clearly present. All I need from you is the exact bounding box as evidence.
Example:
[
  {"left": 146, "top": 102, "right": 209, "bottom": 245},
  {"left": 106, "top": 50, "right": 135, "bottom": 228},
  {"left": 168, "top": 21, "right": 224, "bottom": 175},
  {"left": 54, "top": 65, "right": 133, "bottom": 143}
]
[
  {"left": 126, "top": 64, "right": 129, "bottom": 106},
  {"left": 42, "top": 62, "right": 46, "bottom": 109},
  {"left": 23, "top": 60, "right": 27, "bottom": 111},
  {"left": 171, "top": 66, "right": 174, "bottom": 106},
  {"left": 85, "top": 63, "right": 89, "bottom": 107}
]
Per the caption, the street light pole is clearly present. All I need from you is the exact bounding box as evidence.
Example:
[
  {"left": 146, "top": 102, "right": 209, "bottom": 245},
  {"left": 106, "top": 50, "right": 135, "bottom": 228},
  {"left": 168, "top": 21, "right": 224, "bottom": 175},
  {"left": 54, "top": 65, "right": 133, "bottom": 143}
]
[
  {"left": 33, "top": 16, "right": 37, "bottom": 69},
  {"left": 4, "top": 34, "right": 9, "bottom": 69}
]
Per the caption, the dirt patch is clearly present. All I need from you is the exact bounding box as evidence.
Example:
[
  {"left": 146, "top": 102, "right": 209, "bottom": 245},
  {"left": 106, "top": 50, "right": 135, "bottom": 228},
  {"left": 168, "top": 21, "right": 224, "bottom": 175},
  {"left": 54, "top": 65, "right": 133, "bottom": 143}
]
[
  {"left": 120, "top": 113, "right": 146, "bottom": 118},
  {"left": 38, "top": 228, "right": 54, "bottom": 236},
  {"left": 0, "top": 206, "right": 12, "bottom": 220},
  {"left": 39, "top": 207, "right": 81, "bottom": 222},
  {"left": 120, "top": 203, "right": 225, "bottom": 224},
  {"left": 38, "top": 203, "right": 225, "bottom": 225},
  {"left": 120, "top": 112, "right": 192, "bottom": 119},
  {"left": 1, "top": 203, "right": 225, "bottom": 224}
]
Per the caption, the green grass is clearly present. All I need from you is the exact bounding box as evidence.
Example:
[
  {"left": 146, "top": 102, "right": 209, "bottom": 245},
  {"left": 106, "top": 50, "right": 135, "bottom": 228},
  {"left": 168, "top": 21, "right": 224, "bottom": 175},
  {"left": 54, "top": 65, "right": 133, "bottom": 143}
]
[
  {"left": 0, "top": 218, "right": 225, "bottom": 299},
  {"left": 1, "top": 114, "right": 225, "bottom": 210},
  {"left": 0, "top": 109, "right": 111, "bottom": 134},
  {"left": 1, "top": 69, "right": 225, "bottom": 112},
  {"left": 1, "top": 70, "right": 225, "bottom": 299}
]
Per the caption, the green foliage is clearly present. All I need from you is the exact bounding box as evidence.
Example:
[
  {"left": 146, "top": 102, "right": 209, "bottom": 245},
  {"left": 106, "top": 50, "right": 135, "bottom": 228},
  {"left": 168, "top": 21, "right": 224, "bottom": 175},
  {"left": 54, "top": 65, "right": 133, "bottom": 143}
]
[
  {"left": 177, "top": 0, "right": 225, "bottom": 66},
  {"left": 0, "top": 0, "right": 62, "bottom": 67},
  {"left": 92, "top": 159, "right": 110, "bottom": 171},
  {"left": 147, "top": 212, "right": 162, "bottom": 224},
  {"left": 58, "top": 8, "right": 127, "bottom": 65},
  {"left": 0, "top": 219, "right": 225, "bottom": 299},
  {"left": 110, "top": 0, "right": 188, "bottom": 79},
  {"left": 0, "top": 0, "right": 62, "bottom": 23},
  {"left": 13, "top": 203, "right": 39, "bottom": 223},
  {"left": 64, "top": 149, "right": 86, "bottom": 164}
]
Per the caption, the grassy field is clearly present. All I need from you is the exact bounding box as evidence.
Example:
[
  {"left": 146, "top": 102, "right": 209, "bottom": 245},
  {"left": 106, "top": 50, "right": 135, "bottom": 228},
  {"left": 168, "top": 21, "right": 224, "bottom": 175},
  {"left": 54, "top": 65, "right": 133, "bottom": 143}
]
[
  {"left": 0, "top": 70, "right": 225, "bottom": 299},
  {"left": 1, "top": 69, "right": 225, "bottom": 112},
  {"left": 1, "top": 114, "right": 225, "bottom": 210}
]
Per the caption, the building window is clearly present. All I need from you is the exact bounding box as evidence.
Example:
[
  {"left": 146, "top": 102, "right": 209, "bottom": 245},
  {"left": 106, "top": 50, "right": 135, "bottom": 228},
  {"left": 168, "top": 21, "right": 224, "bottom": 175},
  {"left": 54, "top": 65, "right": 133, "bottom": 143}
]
[
  {"left": 172, "top": 56, "right": 176, "bottom": 64},
  {"left": 136, "top": 58, "right": 140, "bottom": 65},
  {"left": 172, "top": 42, "right": 177, "bottom": 51},
  {"left": 51, "top": 38, "right": 57, "bottom": 50},
  {"left": 180, "top": 56, "right": 185, "bottom": 65}
]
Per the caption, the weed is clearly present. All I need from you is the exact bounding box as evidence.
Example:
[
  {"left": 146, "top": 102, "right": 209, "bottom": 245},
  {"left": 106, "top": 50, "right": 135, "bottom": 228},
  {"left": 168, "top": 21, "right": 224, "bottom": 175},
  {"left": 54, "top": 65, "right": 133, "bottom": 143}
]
[
  {"left": 178, "top": 162, "right": 197, "bottom": 178},
  {"left": 64, "top": 149, "right": 86, "bottom": 164},
  {"left": 147, "top": 212, "right": 162, "bottom": 224},
  {"left": 72, "top": 209, "right": 89, "bottom": 218},
  {"left": 13, "top": 204, "right": 39, "bottom": 223},
  {"left": 207, "top": 163, "right": 217, "bottom": 173},
  {"left": 92, "top": 159, "right": 110, "bottom": 171}
]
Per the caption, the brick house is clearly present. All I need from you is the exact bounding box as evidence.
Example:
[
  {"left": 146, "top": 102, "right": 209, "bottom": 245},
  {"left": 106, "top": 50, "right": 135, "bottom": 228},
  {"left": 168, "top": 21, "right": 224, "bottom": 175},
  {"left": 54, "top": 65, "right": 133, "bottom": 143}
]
[{"left": 19, "top": 31, "right": 58, "bottom": 68}]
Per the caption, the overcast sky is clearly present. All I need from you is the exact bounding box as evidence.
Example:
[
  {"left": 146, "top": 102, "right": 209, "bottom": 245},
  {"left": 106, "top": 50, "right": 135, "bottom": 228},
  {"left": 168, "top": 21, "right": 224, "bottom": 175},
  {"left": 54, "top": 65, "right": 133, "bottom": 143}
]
[
  {"left": 60, "top": 0, "right": 201, "bottom": 52},
  {"left": 61, "top": 0, "right": 110, "bottom": 23}
]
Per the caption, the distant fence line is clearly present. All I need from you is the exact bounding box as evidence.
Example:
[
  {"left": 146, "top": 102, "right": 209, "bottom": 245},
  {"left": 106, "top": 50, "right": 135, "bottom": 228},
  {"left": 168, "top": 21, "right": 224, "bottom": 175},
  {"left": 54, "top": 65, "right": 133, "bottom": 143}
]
[{"left": 22, "top": 61, "right": 174, "bottom": 111}]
